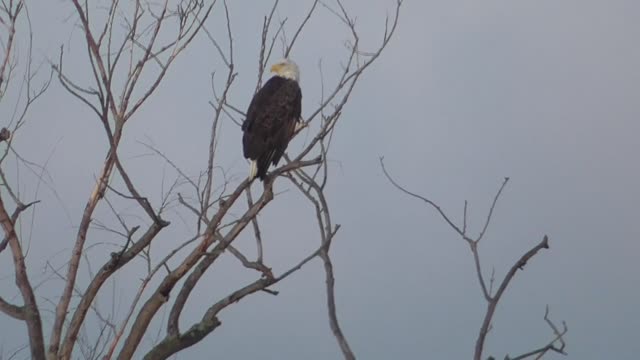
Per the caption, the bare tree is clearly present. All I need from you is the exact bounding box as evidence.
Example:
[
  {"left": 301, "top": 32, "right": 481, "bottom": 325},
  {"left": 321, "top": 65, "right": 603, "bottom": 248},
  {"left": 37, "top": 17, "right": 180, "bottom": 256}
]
[
  {"left": 381, "top": 161, "right": 568, "bottom": 360},
  {"left": 0, "top": 0, "right": 402, "bottom": 359}
]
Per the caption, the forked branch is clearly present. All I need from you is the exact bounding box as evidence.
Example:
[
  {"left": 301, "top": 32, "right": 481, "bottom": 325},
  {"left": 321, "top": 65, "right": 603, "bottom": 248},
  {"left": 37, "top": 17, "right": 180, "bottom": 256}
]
[{"left": 381, "top": 158, "right": 566, "bottom": 360}]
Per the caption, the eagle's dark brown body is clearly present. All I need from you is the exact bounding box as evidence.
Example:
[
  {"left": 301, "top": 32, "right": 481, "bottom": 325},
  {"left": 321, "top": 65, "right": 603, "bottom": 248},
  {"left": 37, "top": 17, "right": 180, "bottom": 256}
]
[{"left": 242, "top": 76, "right": 302, "bottom": 181}]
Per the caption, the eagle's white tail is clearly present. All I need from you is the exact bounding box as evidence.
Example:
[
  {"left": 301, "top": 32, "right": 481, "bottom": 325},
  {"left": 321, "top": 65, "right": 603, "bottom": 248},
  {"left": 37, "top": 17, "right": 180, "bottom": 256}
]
[{"left": 248, "top": 160, "right": 258, "bottom": 180}]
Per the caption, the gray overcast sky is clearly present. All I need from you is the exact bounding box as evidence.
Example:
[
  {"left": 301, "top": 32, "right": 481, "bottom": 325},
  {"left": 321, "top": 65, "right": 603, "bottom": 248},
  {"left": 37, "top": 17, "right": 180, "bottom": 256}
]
[{"left": 1, "top": 0, "right": 639, "bottom": 359}]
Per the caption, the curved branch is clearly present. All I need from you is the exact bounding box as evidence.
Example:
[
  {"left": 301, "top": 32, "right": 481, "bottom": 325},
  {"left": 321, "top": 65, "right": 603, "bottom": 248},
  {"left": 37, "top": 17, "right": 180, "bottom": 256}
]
[
  {"left": 284, "top": 0, "right": 319, "bottom": 57},
  {"left": 380, "top": 157, "right": 466, "bottom": 238},
  {"left": 287, "top": 172, "right": 354, "bottom": 359},
  {"left": 0, "top": 296, "right": 25, "bottom": 320}
]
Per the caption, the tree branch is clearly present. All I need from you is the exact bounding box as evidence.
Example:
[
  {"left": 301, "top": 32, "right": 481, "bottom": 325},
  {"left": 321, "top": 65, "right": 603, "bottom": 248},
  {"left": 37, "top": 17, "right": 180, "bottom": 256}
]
[
  {"left": 144, "top": 230, "right": 335, "bottom": 360},
  {"left": 0, "top": 193, "right": 45, "bottom": 360},
  {"left": 381, "top": 160, "right": 563, "bottom": 360},
  {"left": 509, "top": 306, "right": 568, "bottom": 360},
  {"left": 475, "top": 236, "right": 550, "bottom": 360},
  {"left": 0, "top": 296, "right": 25, "bottom": 320},
  {"left": 58, "top": 222, "right": 167, "bottom": 359}
]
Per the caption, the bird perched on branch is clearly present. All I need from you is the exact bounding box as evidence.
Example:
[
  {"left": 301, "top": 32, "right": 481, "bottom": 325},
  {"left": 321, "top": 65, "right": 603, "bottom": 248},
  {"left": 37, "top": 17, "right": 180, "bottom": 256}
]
[{"left": 242, "top": 58, "right": 302, "bottom": 181}]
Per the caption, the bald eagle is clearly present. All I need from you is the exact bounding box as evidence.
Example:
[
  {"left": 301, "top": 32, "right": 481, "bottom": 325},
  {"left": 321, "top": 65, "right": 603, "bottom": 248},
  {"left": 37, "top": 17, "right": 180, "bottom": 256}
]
[{"left": 242, "top": 59, "right": 302, "bottom": 181}]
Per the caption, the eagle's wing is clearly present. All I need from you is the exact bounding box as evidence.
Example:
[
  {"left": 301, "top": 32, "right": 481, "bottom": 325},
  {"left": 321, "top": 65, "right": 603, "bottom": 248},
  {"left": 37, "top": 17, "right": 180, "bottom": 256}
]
[
  {"left": 242, "top": 77, "right": 286, "bottom": 160},
  {"left": 270, "top": 83, "right": 301, "bottom": 166},
  {"left": 242, "top": 77, "right": 284, "bottom": 133}
]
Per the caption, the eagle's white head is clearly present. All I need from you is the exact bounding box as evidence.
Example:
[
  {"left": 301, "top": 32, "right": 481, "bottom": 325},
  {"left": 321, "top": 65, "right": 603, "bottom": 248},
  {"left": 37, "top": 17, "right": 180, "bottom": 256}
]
[{"left": 270, "top": 58, "right": 300, "bottom": 82}]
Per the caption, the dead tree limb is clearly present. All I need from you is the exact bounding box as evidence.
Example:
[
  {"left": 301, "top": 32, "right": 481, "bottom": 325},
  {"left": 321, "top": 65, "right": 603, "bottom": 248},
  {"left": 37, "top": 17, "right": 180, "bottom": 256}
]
[{"left": 381, "top": 159, "right": 567, "bottom": 360}]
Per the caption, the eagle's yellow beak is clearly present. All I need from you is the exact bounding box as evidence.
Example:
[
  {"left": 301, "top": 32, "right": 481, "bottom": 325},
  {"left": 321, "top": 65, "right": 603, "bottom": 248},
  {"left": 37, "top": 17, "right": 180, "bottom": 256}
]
[{"left": 270, "top": 63, "right": 282, "bottom": 74}]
